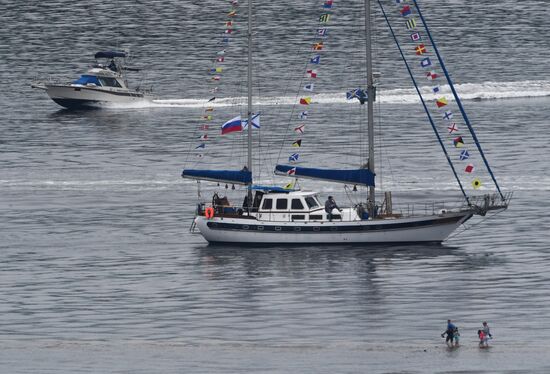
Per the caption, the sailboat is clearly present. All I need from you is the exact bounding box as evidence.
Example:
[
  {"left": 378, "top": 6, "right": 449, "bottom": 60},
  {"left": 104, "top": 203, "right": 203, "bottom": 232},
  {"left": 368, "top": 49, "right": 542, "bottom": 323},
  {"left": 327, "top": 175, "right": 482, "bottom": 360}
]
[{"left": 181, "top": 0, "right": 511, "bottom": 244}]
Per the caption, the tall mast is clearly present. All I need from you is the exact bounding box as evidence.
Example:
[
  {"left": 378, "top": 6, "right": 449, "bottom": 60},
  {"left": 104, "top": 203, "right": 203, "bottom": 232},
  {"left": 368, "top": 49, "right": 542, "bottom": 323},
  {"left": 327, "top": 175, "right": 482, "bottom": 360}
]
[
  {"left": 246, "top": 0, "right": 253, "bottom": 209},
  {"left": 247, "top": 0, "right": 253, "bottom": 176},
  {"left": 364, "top": 0, "right": 375, "bottom": 215}
]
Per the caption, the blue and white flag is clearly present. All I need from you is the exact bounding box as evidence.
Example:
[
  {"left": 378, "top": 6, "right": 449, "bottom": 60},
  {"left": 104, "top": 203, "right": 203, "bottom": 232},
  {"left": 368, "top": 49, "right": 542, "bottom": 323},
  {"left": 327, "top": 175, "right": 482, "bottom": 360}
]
[
  {"left": 310, "top": 55, "right": 321, "bottom": 64},
  {"left": 303, "top": 83, "right": 314, "bottom": 92},
  {"left": 317, "top": 28, "right": 328, "bottom": 37},
  {"left": 195, "top": 143, "right": 206, "bottom": 149},
  {"left": 242, "top": 113, "right": 260, "bottom": 129},
  {"left": 432, "top": 86, "right": 441, "bottom": 94},
  {"left": 459, "top": 150, "right": 470, "bottom": 161},
  {"left": 346, "top": 88, "right": 367, "bottom": 103},
  {"left": 420, "top": 57, "right": 432, "bottom": 68},
  {"left": 300, "top": 111, "right": 308, "bottom": 120},
  {"left": 289, "top": 153, "right": 299, "bottom": 163}
]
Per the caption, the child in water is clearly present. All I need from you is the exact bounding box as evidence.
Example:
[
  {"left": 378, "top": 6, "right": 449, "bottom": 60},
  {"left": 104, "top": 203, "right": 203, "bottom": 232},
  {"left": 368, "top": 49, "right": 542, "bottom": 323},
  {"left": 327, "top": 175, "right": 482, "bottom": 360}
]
[
  {"left": 478, "top": 329, "right": 487, "bottom": 347},
  {"left": 453, "top": 327, "right": 460, "bottom": 346}
]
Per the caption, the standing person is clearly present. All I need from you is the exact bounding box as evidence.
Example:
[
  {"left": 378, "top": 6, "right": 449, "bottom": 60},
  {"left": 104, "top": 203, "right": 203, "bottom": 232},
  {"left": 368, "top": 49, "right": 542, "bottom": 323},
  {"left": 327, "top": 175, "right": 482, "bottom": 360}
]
[
  {"left": 453, "top": 326, "right": 460, "bottom": 346},
  {"left": 324, "top": 196, "right": 341, "bottom": 222},
  {"left": 480, "top": 321, "right": 492, "bottom": 347},
  {"left": 441, "top": 319, "right": 456, "bottom": 347},
  {"left": 478, "top": 329, "right": 486, "bottom": 347}
]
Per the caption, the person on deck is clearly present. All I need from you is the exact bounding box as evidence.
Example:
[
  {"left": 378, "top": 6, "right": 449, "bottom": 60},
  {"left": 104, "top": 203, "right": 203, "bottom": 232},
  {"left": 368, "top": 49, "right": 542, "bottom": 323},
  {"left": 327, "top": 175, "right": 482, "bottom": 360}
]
[
  {"left": 324, "top": 196, "right": 341, "bottom": 222},
  {"left": 108, "top": 59, "right": 117, "bottom": 72},
  {"left": 441, "top": 319, "right": 456, "bottom": 347}
]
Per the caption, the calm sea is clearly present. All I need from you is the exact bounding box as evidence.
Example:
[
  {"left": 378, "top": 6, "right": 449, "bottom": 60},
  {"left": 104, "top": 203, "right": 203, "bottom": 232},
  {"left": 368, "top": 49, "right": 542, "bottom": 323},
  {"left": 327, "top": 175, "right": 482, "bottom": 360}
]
[{"left": 1, "top": 0, "right": 550, "bottom": 372}]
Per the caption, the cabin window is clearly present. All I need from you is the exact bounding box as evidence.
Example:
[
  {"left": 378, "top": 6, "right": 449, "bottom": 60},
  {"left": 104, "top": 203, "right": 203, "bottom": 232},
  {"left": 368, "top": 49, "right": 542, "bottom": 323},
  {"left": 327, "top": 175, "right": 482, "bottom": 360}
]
[
  {"left": 72, "top": 75, "right": 101, "bottom": 86},
  {"left": 261, "top": 199, "right": 273, "bottom": 210},
  {"left": 292, "top": 215, "right": 305, "bottom": 221},
  {"left": 305, "top": 196, "right": 319, "bottom": 209},
  {"left": 291, "top": 199, "right": 304, "bottom": 210},
  {"left": 98, "top": 77, "right": 123, "bottom": 88},
  {"left": 309, "top": 215, "right": 322, "bottom": 220},
  {"left": 276, "top": 199, "right": 288, "bottom": 210}
]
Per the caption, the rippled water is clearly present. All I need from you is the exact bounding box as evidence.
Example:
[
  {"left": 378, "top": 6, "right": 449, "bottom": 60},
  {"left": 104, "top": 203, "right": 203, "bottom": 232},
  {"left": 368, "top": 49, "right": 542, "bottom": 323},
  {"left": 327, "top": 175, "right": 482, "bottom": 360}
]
[{"left": 1, "top": 0, "right": 550, "bottom": 372}]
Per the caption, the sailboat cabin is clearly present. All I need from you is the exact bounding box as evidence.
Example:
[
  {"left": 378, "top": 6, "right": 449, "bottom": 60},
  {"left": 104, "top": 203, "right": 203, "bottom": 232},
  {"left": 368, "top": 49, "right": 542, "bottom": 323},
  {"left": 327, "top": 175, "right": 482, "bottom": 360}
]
[{"left": 256, "top": 191, "right": 334, "bottom": 221}]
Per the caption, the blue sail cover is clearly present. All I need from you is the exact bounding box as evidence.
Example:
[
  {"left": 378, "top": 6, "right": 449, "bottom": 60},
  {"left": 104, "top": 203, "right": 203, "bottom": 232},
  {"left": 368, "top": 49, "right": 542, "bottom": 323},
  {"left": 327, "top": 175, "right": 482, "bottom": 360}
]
[
  {"left": 249, "top": 185, "right": 296, "bottom": 193},
  {"left": 94, "top": 51, "right": 127, "bottom": 59},
  {"left": 275, "top": 165, "right": 375, "bottom": 187},
  {"left": 181, "top": 169, "right": 252, "bottom": 185}
]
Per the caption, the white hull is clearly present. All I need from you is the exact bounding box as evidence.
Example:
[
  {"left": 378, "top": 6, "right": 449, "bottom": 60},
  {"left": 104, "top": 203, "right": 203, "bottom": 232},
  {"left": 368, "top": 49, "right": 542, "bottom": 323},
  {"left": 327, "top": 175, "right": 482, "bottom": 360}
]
[
  {"left": 193, "top": 211, "right": 473, "bottom": 244},
  {"left": 46, "top": 84, "right": 149, "bottom": 109}
]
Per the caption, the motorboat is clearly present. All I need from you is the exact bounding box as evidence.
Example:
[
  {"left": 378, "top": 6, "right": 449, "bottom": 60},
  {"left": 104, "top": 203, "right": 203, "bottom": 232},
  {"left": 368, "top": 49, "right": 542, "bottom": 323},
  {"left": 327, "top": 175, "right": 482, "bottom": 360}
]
[{"left": 32, "top": 51, "right": 152, "bottom": 109}]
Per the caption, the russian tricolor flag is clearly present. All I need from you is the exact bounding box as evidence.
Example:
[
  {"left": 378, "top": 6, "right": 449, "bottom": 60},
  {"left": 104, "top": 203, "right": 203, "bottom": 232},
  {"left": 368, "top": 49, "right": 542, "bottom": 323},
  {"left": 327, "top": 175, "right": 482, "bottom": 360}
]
[{"left": 221, "top": 115, "right": 242, "bottom": 135}]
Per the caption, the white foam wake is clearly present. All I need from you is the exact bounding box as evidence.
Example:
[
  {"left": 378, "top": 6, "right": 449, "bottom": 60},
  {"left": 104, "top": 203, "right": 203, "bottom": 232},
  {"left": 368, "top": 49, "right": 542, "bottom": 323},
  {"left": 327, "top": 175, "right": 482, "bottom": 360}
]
[{"left": 108, "top": 80, "right": 550, "bottom": 109}]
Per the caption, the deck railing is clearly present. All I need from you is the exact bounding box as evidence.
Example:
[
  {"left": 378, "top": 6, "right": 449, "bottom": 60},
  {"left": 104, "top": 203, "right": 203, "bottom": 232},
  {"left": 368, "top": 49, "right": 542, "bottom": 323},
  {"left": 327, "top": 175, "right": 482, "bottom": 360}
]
[{"left": 195, "top": 192, "right": 512, "bottom": 222}]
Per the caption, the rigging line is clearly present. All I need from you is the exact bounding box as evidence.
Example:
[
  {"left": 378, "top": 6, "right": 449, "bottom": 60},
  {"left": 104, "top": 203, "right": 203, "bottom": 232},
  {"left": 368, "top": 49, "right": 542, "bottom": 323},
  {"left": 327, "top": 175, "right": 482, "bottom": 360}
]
[
  {"left": 183, "top": 12, "right": 242, "bottom": 169},
  {"left": 377, "top": 0, "right": 470, "bottom": 205},
  {"left": 252, "top": 51, "right": 284, "bottom": 186},
  {"left": 412, "top": 0, "right": 505, "bottom": 202},
  {"left": 275, "top": 17, "right": 327, "bottom": 165}
]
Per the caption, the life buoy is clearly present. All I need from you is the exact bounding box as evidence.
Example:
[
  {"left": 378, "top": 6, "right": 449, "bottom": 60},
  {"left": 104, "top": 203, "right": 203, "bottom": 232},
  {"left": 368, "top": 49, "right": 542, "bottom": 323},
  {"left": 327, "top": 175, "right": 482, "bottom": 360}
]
[{"left": 205, "top": 207, "right": 215, "bottom": 219}]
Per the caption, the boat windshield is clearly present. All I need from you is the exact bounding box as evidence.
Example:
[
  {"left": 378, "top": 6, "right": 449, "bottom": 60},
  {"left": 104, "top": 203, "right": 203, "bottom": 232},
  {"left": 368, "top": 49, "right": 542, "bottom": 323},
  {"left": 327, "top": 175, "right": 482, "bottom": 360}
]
[
  {"left": 305, "top": 196, "right": 319, "bottom": 209},
  {"left": 72, "top": 75, "right": 101, "bottom": 86},
  {"left": 98, "top": 77, "right": 123, "bottom": 88}
]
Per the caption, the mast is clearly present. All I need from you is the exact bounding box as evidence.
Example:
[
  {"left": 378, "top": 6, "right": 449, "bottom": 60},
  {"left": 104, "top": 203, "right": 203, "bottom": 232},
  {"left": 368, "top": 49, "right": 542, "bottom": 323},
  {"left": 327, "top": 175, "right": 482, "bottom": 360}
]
[
  {"left": 246, "top": 0, "right": 253, "bottom": 208},
  {"left": 364, "top": 0, "right": 375, "bottom": 216}
]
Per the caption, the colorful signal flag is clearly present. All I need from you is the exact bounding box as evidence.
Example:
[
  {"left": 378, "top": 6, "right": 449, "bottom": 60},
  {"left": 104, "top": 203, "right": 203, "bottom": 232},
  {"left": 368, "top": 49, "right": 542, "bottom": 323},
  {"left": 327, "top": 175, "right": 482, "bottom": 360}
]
[
  {"left": 319, "top": 14, "right": 330, "bottom": 23},
  {"left": 415, "top": 44, "right": 427, "bottom": 55},
  {"left": 400, "top": 5, "right": 412, "bottom": 16},
  {"left": 410, "top": 32, "right": 421, "bottom": 42},
  {"left": 453, "top": 136, "right": 464, "bottom": 148},
  {"left": 406, "top": 18, "right": 417, "bottom": 29},
  {"left": 447, "top": 123, "right": 459, "bottom": 134},
  {"left": 436, "top": 97, "right": 448, "bottom": 108}
]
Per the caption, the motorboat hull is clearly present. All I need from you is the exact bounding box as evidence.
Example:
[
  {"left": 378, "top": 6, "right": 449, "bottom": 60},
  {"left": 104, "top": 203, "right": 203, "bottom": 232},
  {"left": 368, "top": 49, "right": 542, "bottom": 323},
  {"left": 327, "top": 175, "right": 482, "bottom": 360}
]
[
  {"left": 193, "top": 211, "right": 474, "bottom": 244},
  {"left": 45, "top": 84, "right": 149, "bottom": 109}
]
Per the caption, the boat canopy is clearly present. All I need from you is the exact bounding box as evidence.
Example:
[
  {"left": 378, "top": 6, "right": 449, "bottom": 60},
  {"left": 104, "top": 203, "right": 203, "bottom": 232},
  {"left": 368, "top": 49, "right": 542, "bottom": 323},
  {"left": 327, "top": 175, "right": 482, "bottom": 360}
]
[
  {"left": 274, "top": 165, "right": 375, "bottom": 187},
  {"left": 94, "top": 51, "right": 127, "bottom": 59},
  {"left": 72, "top": 75, "right": 101, "bottom": 86},
  {"left": 181, "top": 169, "right": 252, "bottom": 185}
]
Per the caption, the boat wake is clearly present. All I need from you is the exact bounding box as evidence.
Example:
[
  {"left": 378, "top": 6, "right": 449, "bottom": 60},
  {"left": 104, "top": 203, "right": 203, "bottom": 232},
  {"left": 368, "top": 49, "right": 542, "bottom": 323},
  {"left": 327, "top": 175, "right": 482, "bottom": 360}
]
[{"left": 118, "top": 80, "right": 550, "bottom": 109}]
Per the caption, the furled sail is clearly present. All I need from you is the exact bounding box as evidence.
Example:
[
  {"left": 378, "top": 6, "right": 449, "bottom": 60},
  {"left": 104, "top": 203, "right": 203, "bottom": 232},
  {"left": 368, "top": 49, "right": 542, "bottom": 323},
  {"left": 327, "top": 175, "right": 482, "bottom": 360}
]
[
  {"left": 274, "top": 165, "right": 375, "bottom": 187},
  {"left": 181, "top": 169, "right": 252, "bottom": 185}
]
